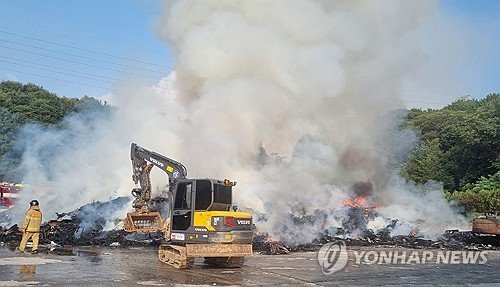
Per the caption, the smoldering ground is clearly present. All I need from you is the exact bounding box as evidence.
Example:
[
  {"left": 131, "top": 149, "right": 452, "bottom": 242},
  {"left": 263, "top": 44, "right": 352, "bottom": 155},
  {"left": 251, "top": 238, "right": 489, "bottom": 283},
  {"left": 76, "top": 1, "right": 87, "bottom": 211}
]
[{"left": 3, "top": 1, "right": 479, "bottom": 243}]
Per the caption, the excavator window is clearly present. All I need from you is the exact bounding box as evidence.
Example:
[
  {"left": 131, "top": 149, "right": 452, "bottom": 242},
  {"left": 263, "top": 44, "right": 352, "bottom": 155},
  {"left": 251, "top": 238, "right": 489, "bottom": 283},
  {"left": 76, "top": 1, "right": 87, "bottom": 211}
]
[
  {"left": 213, "top": 184, "right": 232, "bottom": 205},
  {"left": 174, "top": 182, "right": 192, "bottom": 210},
  {"left": 172, "top": 211, "right": 191, "bottom": 230},
  {"left": 195, "top": 180, "right": 212, "bottom": 210}
]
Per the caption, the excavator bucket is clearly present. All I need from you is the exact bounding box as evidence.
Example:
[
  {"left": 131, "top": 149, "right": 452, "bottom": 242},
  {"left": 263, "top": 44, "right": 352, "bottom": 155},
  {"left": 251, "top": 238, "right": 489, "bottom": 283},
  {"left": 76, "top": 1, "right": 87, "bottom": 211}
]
[{"left": 124, "top": 211, "right": 163, "bottom": 232}]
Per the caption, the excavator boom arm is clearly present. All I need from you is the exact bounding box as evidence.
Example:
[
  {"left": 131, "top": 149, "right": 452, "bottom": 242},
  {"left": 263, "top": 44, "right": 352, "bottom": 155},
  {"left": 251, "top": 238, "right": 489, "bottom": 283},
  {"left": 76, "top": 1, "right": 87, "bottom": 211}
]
[
  {"left": 130, "top": 143, "right": 187, "bottom": 211},
  {"left": 131, "top": 143, "right": 187, "bottom": 186},
  {"left": 125, "top": 143, "right": 188, "bottom": 232}
]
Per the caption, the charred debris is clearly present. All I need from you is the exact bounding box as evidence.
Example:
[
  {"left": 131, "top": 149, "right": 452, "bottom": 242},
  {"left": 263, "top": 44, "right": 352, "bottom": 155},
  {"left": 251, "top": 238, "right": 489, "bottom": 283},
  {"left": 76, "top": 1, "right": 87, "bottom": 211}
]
[
  {"left": 253, "top": 205, "right": 499, "bottom": 254},
  {"left": 1, "top": 199, "right": 498, "bottom": 254},
  {"left": 0, "top": 197, "right": 164, "bottom": 248}
]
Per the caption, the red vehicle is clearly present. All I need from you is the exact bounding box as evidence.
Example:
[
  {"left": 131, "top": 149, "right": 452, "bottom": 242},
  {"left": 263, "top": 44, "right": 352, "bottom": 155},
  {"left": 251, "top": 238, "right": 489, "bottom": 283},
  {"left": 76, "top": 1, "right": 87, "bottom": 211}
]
[{"left": 0, "top": 182, "right": 21, "bottom": 208}]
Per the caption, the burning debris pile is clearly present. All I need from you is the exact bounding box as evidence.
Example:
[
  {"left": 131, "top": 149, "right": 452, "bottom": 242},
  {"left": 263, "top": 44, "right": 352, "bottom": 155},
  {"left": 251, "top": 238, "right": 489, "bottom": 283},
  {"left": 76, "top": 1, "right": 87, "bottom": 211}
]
[
  {"left": 1, "top": 194, "right": 497, "bottom": 252},
  {"left": 0, "top": 197, "right": 163, "bottom": 247},
  {"left": 253, "top": 227, "right": 498, "bottom": 256},
  {"left": 0, "top": 224, "right": 22, "bottom": 245},
  {"left": 253, "top": 193, "right": 499, "bottom": 255},
  {"left": 253, "top": 219, "right": 499, "bottom": 255},
  {"left": 252, "top": 233, "right": 291, "bottom": 255}
]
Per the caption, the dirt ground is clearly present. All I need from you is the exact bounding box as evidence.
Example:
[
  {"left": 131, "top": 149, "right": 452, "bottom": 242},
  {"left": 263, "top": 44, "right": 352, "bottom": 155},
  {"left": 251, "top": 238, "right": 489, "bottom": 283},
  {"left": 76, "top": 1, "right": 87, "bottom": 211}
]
[{"left": 0, "top": 245, "right": 499, "bottom": 286}]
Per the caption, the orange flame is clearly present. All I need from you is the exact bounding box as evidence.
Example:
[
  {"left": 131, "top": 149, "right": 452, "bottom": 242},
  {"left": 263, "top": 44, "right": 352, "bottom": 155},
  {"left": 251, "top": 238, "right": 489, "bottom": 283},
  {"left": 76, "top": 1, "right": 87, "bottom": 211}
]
[{"left": 343, "top": 196, "right": 367, "bottom": 207}]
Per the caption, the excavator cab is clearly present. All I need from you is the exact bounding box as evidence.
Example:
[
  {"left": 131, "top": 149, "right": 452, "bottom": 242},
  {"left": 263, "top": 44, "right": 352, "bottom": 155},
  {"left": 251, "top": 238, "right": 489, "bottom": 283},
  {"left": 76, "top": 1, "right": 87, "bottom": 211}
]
[
  {"left": 171, "top": 179, "right": 232, "bottom": 230},
  {"left": 169, "top": 178, "right": 253, "bottom": 239}
]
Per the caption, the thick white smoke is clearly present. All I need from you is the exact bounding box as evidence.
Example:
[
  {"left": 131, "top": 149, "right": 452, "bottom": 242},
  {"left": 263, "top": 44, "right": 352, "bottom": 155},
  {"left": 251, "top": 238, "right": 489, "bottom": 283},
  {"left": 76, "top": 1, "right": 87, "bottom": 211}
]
[
  {"left": 9, "top": 76, "right": 184, "bottom": 228},
  {"left": 156, "top": 0, "right": 468, "bottom": 242},
  {"left": 9, "top": 1, "right": 469, "bottom": 242}
]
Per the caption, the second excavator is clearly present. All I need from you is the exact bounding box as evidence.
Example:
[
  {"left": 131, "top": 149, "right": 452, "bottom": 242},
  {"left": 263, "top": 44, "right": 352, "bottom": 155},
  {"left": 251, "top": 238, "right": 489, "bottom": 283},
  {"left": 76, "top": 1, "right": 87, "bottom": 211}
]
[{"left": 124, "top": 143, "right": 254, "bottom": 268}]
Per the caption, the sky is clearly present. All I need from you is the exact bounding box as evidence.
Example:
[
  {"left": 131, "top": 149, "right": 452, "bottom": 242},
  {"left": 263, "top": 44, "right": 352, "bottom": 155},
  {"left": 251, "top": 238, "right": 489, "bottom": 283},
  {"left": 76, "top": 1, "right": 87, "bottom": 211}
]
[
  {"left": 438, "top": 0, "right": 500, "bottom": 100},
  {"left": 0, "top": 0, "right": 173, "bottom": 99},
  {"left": 0, "top": 0, "right": 498, "bottom": 107}
]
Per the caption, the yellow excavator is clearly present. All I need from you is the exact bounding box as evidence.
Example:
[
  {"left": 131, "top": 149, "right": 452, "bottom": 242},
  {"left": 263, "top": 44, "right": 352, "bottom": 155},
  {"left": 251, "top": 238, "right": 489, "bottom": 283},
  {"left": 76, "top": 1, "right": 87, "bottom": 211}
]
[{"left": 124, "top": 143, "right": 254, "bottom": 268}]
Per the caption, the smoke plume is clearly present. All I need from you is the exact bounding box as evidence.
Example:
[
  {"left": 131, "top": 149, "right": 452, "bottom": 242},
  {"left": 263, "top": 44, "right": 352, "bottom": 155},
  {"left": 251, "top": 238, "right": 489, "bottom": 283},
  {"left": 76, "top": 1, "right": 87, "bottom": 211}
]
[
  {"left": 7, "top": 1, "right": 469, "bottom": 242},
  {"left": 156, "top": 0, "right": 468, "bottom": 242}
]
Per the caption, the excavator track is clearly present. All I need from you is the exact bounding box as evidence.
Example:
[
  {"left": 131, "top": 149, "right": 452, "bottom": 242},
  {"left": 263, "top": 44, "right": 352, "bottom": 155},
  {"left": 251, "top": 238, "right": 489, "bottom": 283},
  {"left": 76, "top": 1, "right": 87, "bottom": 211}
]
[
  {"left": 158, "top": 244, "right": 194, "bottom": 269},
  {"left": 204, "top": 256, "right": 245, "bottom": 268}
]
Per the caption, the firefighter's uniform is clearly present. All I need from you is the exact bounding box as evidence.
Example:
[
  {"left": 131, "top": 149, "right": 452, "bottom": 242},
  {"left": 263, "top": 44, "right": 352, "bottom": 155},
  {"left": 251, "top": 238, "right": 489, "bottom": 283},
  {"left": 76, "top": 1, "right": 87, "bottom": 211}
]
[{"left": 19, "top": 205, "right": 42, "bottom": 252}]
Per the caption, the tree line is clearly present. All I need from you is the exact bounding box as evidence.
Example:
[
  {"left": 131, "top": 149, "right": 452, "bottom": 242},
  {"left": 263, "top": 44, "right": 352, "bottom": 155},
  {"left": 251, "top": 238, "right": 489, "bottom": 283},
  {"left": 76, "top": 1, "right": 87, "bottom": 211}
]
[
  {"left": 0, "top": 81, "right": 110, "bottom": 179},
  {"left": 402, "top": 94, "right": 499, "bottom": 213},
  {"left": 0, "top": 81, "right": 498, "bottom": 213}
]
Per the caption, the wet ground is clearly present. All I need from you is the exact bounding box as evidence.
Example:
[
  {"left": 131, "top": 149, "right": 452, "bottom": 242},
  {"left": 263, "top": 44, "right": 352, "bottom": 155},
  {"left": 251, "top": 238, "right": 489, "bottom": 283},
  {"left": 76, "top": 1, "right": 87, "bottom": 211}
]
[{"left": 0, "top": 245, "right": 499, "bottom": 286}]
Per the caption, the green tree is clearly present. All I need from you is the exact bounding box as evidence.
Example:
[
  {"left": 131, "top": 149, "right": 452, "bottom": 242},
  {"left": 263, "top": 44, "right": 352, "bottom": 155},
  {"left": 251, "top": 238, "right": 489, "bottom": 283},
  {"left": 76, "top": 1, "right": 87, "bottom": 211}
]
[
  {"left": 0, "top": 81, "right": 79, "bottom": 124},
  {"left": 448, "top": 171, "right": 500, "bottom": 213},
  {"left": 401, "top": 138, "right": 450, "bottom": 185},
  {"left": 0, "top": 81, "right": 109, "bottom": 180},
  {"left": 404, "top": 94, "right": 500, "bottom": 190}
]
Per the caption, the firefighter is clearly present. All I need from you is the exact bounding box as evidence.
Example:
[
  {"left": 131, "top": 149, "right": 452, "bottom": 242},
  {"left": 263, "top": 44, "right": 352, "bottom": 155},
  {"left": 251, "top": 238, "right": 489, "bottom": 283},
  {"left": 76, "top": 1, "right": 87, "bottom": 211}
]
[{"left": 18, "top": 200, "right": 42, "bottom": 254}]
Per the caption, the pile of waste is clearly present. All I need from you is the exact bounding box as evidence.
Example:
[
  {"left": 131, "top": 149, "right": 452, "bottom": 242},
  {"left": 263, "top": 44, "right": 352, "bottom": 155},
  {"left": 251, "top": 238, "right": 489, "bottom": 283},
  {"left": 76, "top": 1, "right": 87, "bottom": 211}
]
[
  {"left": 252, "top": 229, "right": 499, "bottom": 255},
  {"left": 2, "top": 198, "right": 498, "bottom": 253},
  {"left": 252, "top": 205, "right": 499, "bottom": 255},
  {"left": 0, "top": 197, "right": 163, "bottom": 247}
]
